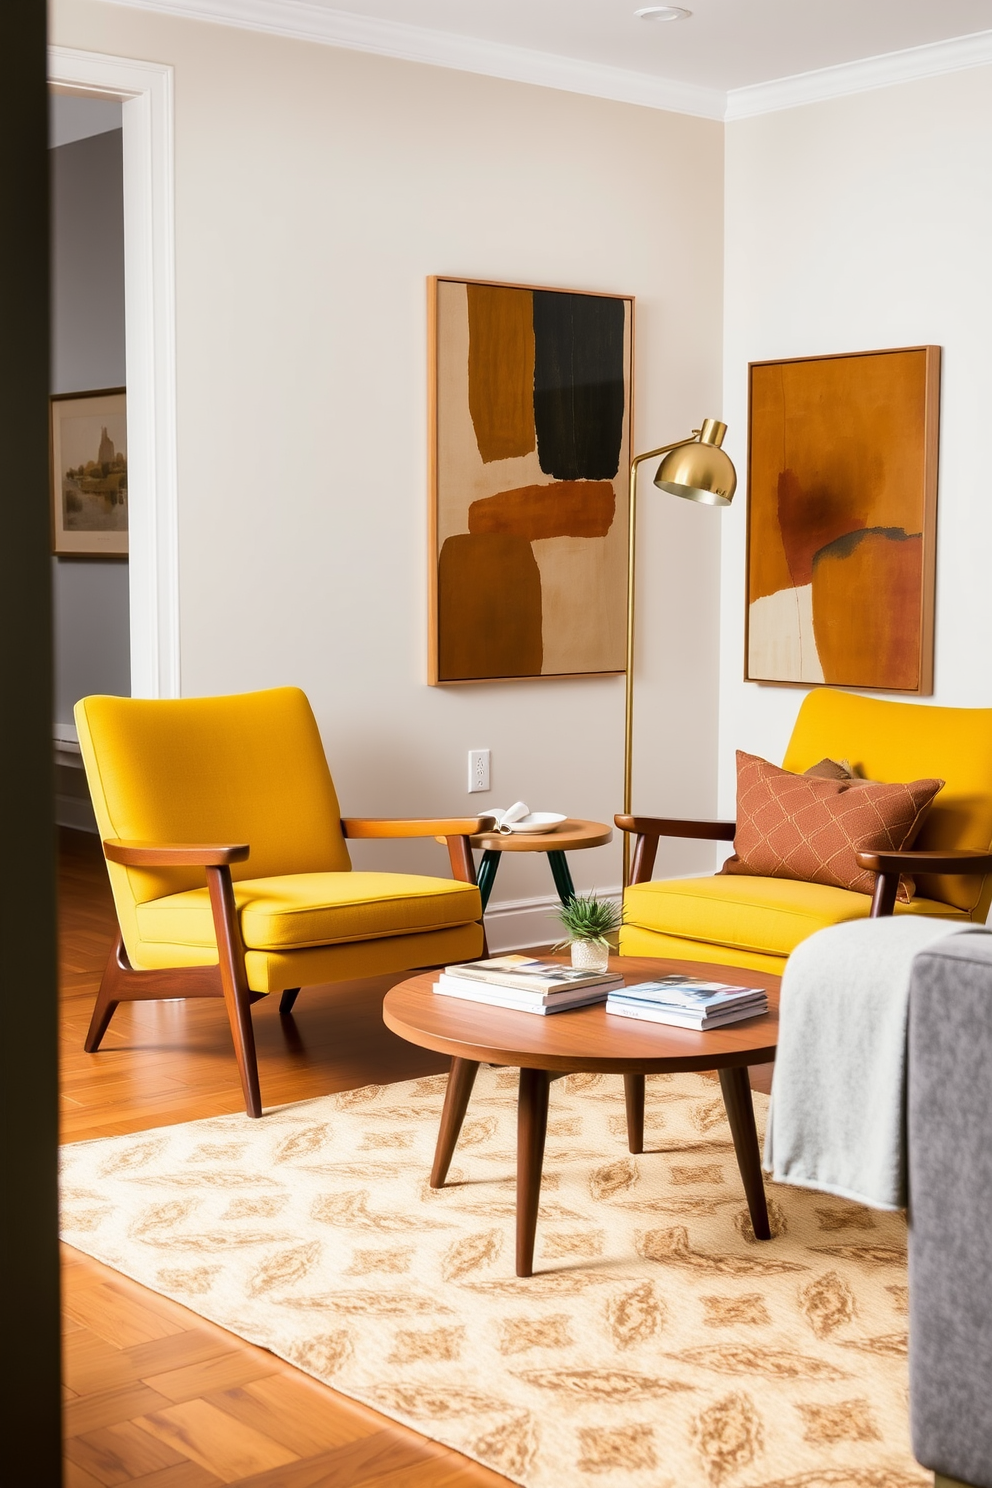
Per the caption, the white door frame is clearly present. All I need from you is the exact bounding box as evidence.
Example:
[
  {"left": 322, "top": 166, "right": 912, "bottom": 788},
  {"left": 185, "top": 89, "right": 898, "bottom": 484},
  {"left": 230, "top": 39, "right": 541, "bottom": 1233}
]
[{"left": 49, "top": 47, "right": 179, "bottom": 699}]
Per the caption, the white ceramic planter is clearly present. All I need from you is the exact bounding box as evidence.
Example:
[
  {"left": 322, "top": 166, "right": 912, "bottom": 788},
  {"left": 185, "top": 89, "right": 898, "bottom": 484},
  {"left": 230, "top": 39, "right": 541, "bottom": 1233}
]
[{"left": 570, "top": 939, "right": 610, "bottom": 974}]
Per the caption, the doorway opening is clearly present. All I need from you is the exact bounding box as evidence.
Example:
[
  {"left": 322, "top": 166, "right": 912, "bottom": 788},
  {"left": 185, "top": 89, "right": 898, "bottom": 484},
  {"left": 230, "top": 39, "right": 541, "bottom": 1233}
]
[
  {"left": 48, "top": 50, "right": 180, "bottom": 771},
  {"left": 50, "top": 92, "right": 129, "bottom": 829}
]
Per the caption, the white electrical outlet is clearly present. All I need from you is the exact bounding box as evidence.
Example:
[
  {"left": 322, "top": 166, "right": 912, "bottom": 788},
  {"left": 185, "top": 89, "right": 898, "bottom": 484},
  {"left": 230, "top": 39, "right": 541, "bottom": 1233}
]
[{"left": 467, "top": 748, "right": 490, "bottom": 793}]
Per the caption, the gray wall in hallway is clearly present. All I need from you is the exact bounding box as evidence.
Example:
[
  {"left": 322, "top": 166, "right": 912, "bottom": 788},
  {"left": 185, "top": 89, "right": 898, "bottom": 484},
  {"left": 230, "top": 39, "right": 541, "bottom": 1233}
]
[{"left": 50, "top": 122, "right": 130, "bottom": 727}]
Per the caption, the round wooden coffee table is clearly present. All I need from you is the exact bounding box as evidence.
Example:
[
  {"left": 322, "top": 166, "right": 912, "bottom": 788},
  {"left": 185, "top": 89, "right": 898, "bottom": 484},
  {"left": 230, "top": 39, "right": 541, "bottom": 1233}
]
[{"left": 383, "top": 955, "right": 780, "bottom": 1276}]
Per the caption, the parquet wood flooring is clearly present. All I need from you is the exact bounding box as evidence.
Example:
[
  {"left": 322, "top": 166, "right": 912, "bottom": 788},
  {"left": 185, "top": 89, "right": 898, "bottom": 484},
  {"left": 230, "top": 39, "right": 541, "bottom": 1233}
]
[
  {"left": 59, "top": 828, "right": 510, "bottom": 1487},
  {"left": 59, "top": 827, "right": 773, "bottom": 1485}
]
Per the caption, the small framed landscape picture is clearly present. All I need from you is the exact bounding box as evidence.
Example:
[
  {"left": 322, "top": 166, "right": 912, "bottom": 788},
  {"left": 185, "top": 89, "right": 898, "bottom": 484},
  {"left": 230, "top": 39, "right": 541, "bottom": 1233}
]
[{"left": 51, "top": 388, "right": 128, "bottom": 556}]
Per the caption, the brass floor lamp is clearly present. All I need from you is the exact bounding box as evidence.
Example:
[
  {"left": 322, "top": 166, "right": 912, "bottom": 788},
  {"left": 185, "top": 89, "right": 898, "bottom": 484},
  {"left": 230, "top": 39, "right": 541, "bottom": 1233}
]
[{"left": 623, "top": 418, "right": 738, "bottom": 883}]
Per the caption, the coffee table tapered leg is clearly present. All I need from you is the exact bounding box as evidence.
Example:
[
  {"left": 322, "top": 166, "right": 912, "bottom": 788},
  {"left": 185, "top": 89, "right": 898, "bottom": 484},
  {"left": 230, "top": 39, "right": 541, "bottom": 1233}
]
[
  {"left": 719, "top": 1065, "right": 771, "bottom": 1240},
  {"left": 623, "top": 1073, "right": 645, "bottom": 1154},
  {"left": 517, "top": 1067, "right": 551, "bottom": 1277},
  {"left": 430, "top": 1057, "right": 480, "bottom": 1188}
]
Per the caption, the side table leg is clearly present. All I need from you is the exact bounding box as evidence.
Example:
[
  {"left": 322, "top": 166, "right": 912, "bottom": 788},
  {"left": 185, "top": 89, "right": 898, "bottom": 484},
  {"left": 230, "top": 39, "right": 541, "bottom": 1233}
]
[
  {"left": 623, "top": 1073, "right": 645, "bottom": 1154},
  {"left": 430, "top": 1058, "right": 480, "bottom": 1188},
  {"left": 546, "top": 850, "right": 576, "bottom": 906},
  {"left": 477, "top": 851, "right": 502, "bottom": 912},
  {"left": 517, "top": 1067, "right": 551, "bottom": 1276},
  {"left": 719, "top": 1066, "right": 771, "bottom": 1240}
]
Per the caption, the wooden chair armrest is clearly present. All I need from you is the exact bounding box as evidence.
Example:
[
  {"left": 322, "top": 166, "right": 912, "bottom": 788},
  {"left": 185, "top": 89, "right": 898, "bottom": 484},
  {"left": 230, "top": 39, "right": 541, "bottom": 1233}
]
[
  {"left": 615, "top": 815, "right": 736, "bottom": 888},
  {"left": 856, "top": 847, "right": 992, "bottom": 919},
  {"left": 856, "top": 848, "right": 992, "bottom": 876},
  {"left": 103, "top": 840, "right": 250, "bottom": 867},
  {"left": 340, "top": 817, "right": 485, "bottom": 891},
  {"left": 341, "top": 816, "right": 493, "bottom": 839},
  {"left": 614, "top": 815, "right": 736, "bottom": 842}
]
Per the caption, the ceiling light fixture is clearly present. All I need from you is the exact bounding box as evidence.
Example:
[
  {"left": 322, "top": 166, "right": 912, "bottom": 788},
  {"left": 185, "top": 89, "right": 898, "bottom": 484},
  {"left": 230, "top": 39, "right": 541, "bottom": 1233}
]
[{"left": 634, "top": 6, "right": 692, "bottom": 19}]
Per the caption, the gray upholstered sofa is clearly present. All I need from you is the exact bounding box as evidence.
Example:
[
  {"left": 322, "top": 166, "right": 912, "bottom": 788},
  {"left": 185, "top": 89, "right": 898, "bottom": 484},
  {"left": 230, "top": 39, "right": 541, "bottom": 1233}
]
[{"left": 909, "top": 930, "right": 992, "bottom": 1488}]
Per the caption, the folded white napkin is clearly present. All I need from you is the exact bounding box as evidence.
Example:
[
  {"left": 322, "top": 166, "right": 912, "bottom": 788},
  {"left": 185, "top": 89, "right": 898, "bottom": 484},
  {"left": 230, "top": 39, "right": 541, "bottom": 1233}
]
[{"left": 488, "top": 801, "right": 531, "bottom": 834}]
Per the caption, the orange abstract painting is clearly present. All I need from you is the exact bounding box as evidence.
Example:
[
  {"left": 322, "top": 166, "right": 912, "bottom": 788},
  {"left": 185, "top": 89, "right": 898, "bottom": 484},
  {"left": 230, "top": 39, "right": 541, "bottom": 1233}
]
[
  {"left": 429, "top": 277, "right": 633, "bottom": 683},
  {"left": 745, "top": 347, "right": 939, "bottom": 694}
]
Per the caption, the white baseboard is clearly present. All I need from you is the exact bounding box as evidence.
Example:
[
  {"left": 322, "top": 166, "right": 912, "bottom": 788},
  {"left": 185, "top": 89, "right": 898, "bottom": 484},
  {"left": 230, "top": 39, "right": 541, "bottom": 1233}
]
[
  {"left": 56, "top": 794, "right": 98, "bottom": 833},
  {"left": 483, "top": 888, "right": 622, "bottom": 955}
]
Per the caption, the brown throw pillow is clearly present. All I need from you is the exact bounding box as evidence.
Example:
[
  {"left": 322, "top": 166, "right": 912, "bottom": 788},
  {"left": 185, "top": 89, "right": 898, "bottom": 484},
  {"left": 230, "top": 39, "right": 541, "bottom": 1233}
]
[
  {"left": 804, "top": 757, "right": 880, "bottom": 785},
  {"left": 804, "top": 757, "right": 857, "bottom": 782},
  {"left": 721, "top": 751, "right": 944, "bottom": 901}
]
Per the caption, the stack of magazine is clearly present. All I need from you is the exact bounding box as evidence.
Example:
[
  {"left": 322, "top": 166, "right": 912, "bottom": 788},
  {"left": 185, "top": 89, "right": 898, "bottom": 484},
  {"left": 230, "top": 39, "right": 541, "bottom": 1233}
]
[
  {"left": 606, "top": 975, "right": 767, "bottom": 1030},
  {"left": 434, "top": 956, "right": 623, "bottom": 1016}
]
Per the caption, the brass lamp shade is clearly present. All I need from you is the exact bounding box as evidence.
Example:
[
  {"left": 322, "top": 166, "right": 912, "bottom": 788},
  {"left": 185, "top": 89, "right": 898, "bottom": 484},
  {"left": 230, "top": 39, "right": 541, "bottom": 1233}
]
[{"left": 654, "top": 418, "right": 737, "bottom": 507}]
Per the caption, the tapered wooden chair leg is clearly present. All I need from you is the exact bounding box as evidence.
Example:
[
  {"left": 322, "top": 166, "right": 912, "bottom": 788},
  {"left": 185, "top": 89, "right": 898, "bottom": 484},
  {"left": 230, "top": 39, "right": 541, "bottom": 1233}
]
[
  {"left": 84, "top": 934, "right": 126, "bottom": 1052},
  {"left": 84, "top": 987, "right": 120, "bottom": 1052},
  {"left": 207, "top": 865, "right": 263, "bottom": 1118},
  {"left": 279, "top": 988, "right": 301, "bottom": 1015},
  {"left": 222, "top": 981, "right": 263, "bottom": 1119}
]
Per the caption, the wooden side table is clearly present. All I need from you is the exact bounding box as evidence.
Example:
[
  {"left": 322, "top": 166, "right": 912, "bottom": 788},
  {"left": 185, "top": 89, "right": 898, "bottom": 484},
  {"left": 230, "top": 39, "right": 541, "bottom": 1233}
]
[{"left": 463, "top": 817, "right": 613, "bottom": 909}]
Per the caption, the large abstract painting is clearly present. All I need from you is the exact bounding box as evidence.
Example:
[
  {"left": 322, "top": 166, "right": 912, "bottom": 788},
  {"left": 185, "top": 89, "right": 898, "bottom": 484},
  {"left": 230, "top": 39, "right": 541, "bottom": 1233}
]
[
  {"left": 746, "top": 347, "right": 940, "bottom": 694},
  {"left": 429, "top": 277, "right": 633, "bottom": 683}
]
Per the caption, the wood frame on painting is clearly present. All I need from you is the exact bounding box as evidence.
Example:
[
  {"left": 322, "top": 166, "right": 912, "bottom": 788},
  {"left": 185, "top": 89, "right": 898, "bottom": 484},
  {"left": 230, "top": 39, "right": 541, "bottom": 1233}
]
[
  {"left": 51, "top": 387, "right": 128, "bottom": 557},
  {"left": 744, "top": 346, "right": 940, "bottom": 695},
  {"left": 428, "top": 276, "right": 634, "bottom": 685}
]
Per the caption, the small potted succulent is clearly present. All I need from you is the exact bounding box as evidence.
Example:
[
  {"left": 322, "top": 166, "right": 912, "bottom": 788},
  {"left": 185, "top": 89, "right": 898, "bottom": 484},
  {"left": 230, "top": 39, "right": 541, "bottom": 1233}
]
[{"left": 554, "top": 893, "right": 623, "bottom": 974}]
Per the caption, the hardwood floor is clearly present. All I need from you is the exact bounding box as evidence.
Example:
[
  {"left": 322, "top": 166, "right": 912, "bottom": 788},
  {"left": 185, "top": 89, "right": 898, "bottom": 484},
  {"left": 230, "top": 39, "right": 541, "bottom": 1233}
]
[
  {"left": 59, "top": 828, "right": 509, "bottom": 1487},
  {"left": 59, "top": 827, "right": 773, "bottom": 1485}
]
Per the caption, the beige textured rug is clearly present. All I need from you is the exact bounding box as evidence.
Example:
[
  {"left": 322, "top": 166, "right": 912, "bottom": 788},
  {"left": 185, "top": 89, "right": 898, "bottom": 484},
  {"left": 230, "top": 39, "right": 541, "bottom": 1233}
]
[{"left": 60, "top": 1068, "right": 926, "bottom": 1488}]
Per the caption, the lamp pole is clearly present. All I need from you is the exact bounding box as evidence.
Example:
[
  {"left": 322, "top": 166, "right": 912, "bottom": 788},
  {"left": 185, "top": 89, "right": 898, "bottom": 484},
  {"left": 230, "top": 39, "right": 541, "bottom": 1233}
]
[{"left": 622, "top": 422, "right": 736, "bottom": 885}]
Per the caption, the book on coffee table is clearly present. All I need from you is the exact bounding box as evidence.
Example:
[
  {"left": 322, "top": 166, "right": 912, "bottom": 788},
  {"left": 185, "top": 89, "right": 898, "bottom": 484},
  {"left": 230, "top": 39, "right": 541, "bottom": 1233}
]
[
  {"left": 606, "top": 975, "right": 767, "bottom": 1031},
  {"left": 433, "top": 975, "right": 611, "bottom": 1015},
  {"left": 606, "top": 999, "right": 767, "bottom": 1031},
  {"left": 443, "top": 955, "right": 623, "bottom": 995}
]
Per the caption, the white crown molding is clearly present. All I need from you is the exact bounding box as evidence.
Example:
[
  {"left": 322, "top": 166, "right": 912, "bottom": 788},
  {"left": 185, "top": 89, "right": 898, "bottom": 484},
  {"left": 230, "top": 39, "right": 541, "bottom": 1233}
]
[
  {"left": 78, "top": 5, "right": 992, "bottom": 127},
  {"left": 95, "top": 0, "right": 726, "bottom": 119},
  {"left": 725, "top": 28, "right": 992, "bottom": 121}
]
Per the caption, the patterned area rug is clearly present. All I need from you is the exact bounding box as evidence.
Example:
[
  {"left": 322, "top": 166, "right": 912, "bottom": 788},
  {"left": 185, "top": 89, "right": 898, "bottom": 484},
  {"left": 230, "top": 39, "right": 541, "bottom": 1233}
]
[{"left": 60, "top": 1068, "right": 925, "bottom": 1488}]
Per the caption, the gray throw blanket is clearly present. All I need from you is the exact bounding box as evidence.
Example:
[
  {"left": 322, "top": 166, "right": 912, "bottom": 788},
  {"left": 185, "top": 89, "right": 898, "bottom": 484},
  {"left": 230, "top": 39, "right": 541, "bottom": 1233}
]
[{"left": 764, "top": 916, "right": 985, "bottom": 1210}]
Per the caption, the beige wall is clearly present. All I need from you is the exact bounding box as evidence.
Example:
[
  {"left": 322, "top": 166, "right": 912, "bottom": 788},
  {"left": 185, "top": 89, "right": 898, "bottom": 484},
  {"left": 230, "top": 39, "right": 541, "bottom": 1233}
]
[
  {"left": 51, "top": 1, "right": 726, "bottom": 917},
  {"left": 719, "top": 67, "right": 992, "bottom": 814}
]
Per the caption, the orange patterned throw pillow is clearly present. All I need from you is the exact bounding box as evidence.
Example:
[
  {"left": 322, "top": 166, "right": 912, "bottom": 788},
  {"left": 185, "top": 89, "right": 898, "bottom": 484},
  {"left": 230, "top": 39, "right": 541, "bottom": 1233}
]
[{"left": 721, "top": 751, "right": 944, "bottom": 900}]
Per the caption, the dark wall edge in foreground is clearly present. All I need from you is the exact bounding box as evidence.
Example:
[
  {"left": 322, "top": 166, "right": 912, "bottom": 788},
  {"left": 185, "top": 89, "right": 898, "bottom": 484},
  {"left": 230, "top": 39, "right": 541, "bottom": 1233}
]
[{"left": 0, "top": 1, "right": 62, "bottom": 1479}]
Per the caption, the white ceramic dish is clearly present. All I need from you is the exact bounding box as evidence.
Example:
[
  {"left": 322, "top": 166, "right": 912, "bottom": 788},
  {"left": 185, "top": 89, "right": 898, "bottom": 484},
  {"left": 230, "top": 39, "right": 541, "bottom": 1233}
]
[{"left": 502, "top": 812, "right": 567, "bottom": 834}]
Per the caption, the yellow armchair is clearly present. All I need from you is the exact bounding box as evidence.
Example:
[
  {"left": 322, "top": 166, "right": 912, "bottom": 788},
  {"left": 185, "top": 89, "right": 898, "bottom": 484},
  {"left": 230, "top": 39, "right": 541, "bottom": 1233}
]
[
  {"left": 616, "top": 691, "right": 992, "bottom": 975},
  {"left": 75, "top": 687, "right": 488, "bottom": 1116}
]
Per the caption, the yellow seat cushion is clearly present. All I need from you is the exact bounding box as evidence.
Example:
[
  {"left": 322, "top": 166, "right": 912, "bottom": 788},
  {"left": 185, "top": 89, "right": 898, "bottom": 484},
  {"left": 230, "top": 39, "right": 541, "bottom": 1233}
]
[
  {"left": 622, "top": 873, "right": 967, "bottom": 964},
  {"left": 137, "top": 871, "right": 481, "bottom": 952}
]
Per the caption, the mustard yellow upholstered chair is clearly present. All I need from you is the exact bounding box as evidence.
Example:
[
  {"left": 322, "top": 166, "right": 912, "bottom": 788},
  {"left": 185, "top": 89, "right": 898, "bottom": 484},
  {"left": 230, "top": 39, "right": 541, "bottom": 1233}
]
[
  {"left": 616, "top": 691, "right": 992, "bottom": 975},
  {"left": 75, "top": 687, "right": 488, "bottom": 1116}
]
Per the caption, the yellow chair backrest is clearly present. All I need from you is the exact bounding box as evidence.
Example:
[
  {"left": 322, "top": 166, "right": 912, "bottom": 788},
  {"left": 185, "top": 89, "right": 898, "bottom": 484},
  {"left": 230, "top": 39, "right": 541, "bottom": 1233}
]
[
  {"left": 76, "top": 688, "right": 352, "bottom": 956},
  {"left": 783, "top": 690, "right": 992, "bottom": 918}
]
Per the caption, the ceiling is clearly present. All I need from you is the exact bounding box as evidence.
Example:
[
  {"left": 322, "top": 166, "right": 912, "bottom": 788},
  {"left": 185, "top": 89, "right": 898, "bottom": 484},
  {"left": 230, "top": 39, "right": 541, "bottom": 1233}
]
[
  {"left": 289, "top": 0, "right": 992, "bottom": 92},
  {"left": 92, "top": 0, "right": 992, "bottom": 117}
]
